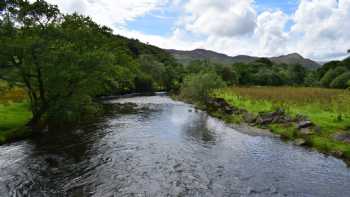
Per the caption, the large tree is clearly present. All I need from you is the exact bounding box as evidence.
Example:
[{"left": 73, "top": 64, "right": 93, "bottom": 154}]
[{"left": 0, "top": 0, "right": 119, "bottom": 127}]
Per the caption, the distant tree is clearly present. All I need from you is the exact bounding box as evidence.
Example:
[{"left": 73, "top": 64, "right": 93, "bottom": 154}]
[
  {"left": 180, "top": 71, "right": 225, "bottom": 103},
  {"left": 317, "top": 61, "right": 341, "bottom": 79},
  {"left": 232, "top": 63, "right": 255, "bottom": 85},
  {"left": 320, "top": 69, "right": 337, "bottom": 87},
  {"left": 214, "top": 64, "right": 238, "bottom": 85},
  {"left": 253, "top": 69, "right": 284, "bottom": 86},
  {"left": 304, "top": 71, "right": 319, "bottom": 87},
  {"left": 288, "top": 64, "right": 306, "bottom": 85},
  {"left": 186, "top": 60, "right": 208, "bottom": 74},
  {"left": 255, "top": 58, "right": 273, "bottom": 67},
  {"left": 330, "top": 72, "right": 350, "bottom": 89}
]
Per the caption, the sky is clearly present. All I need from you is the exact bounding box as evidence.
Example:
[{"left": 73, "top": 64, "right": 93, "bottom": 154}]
[{"left": 42, "top": 0, "right": 350, "bottom": 61}]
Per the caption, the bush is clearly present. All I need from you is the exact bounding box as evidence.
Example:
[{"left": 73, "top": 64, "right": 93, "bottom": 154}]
[
  {"left": 330, "top": 72, "right": 350, "bottom": 89},
  {"left": 180, "top": 71, "right": 226, "bottom": 103}
]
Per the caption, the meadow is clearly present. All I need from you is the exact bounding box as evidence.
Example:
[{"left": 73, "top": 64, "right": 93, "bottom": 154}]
[
  {"left": 0, "top": 82, "right": 31, "bottom": 144},
  {"left": 213, "top": 86, "right": 350, "bottom": 161}
]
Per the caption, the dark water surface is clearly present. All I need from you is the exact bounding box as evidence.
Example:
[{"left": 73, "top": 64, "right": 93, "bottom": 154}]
[{"left": 0, "top": 95, "right": 349, "bottom": 197}]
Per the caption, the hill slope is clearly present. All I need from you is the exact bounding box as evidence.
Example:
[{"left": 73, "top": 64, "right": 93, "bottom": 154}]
[{"left": 167, "top": 49, "right": 320, "bottom": 69}]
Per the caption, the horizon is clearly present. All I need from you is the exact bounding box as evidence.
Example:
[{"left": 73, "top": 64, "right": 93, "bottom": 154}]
[{"left": 29, "top": 0, "right": 350, "bottom": 61}]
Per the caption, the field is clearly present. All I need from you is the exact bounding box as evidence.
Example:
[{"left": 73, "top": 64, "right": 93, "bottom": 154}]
[
  {"left": 0, "top": 82, "right": 32, "bottom": 143},
  {"left": 213, "top": 86, "right": 350, "bottom": 161}
]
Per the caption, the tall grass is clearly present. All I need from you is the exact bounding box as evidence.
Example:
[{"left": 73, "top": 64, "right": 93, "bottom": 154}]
[
  {"left": 0, "top": 81, "right": 27, "bottom": 104},
  {"left": 214, "top": 86, "right": 350, "bottom": 131}
]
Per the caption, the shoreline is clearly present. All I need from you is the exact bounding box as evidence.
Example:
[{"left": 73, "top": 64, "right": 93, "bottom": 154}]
[{"left": 176, "top": 95, "right": 350, "bottom": 166}]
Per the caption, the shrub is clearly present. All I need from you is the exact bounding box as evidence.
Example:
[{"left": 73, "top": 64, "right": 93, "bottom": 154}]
[{"left": 180, "top": 71, "right": 226, "bottom": 103}]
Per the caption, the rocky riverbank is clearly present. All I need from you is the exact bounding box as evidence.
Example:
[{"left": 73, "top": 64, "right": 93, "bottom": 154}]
[{"left": 205, "top": 97, "right": 350, "bottom": 165}]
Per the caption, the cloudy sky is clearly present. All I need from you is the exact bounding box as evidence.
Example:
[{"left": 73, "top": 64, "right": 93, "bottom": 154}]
[{"left": 44, "top": 0, "right": 350, "bottom": 61}]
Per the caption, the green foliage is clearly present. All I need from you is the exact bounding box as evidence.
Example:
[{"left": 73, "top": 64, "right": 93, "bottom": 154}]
[
  {"left": 180, "top": 71, "right": 225, "bottom": 103},
  {"left": 253, "top": 68, "right": 284, "bottom": 86},
  {"left": 304, "top": 71, "right": 319, "bottom": 86},
  {"left": 320, "top": 69, "right": 337, "bottom": 87},
  {"left": 214, "top": 64, "right": 238, "bottom": 85},
  {"left": 321, "top": 67, "right": 348, "bottom": 87},
  {"left": 330, "top": 72, "right": 350, "bottom": 89},
  {"left": 287, "top": 64, "right": 306, "bottom": 85},
  {"left": 134, "top": 73, "right": 155, "bottom": 93},
  {"left": 0, "top": 0, "right": 182, "bottom": 127}
]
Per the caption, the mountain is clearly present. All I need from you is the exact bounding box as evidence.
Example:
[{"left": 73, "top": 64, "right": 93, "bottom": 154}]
[
  {"left": 167, "top": 49, "right": 320, "bottom": 69},
  {"left": 270, "top": 53, "right": 320, "bottom": 69}
]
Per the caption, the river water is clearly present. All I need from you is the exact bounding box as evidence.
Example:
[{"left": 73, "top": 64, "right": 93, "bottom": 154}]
[{"left": 0, "top": 95, "right": 349, "bottom": 197}]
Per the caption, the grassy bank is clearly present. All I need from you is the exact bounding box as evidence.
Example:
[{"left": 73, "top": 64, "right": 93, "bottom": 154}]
[
  {"left": 0, "top": 84, "right": 32, "bottom": 144},
  {"left": 212, "top": 86, "right": 350, "bottom": 163}
]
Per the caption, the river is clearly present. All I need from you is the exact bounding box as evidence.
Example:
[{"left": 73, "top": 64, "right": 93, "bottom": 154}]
[{"left": 0, "top": 95, "right": 349, "bottom": 197}]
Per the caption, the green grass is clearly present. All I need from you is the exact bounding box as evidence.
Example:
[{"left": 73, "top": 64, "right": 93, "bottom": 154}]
[
  {"left": 0, "top": 83, "right": 32, "bottom": 144},
  {"left": 214, "top": 87, "right": 350, "bottom": 131},
  {"left": 212, "top": 86, "right": 350, "bottom": 162}
]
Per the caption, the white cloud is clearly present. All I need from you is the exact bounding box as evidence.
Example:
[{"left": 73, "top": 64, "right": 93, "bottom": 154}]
[
  {"left": 255, "top": 10, "right": 289, "bottom": 56},
  {"left": 290, "top": 0, "right": 350, "bottom": 60},
  {"left": 183, "top": 0, "right": 257, "bottom": 37},
  {"left": 44, "top": 0, "right": 168, "bottom": 27},
  {"left": 33, "top": 0, "right": 350, "bottom": 61}
]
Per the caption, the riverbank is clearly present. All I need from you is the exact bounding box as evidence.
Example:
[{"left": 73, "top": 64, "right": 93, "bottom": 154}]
[{"left": 206, "top": 87, "right": 350, "bottom": 164}]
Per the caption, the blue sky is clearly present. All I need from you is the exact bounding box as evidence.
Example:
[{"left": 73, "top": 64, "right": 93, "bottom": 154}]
[{"left": 46, "top": 0, "right": 350, "bottom": 61}]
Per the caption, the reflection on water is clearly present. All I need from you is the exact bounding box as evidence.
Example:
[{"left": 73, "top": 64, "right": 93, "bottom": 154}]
[{"left": 0, "top": 95, "right": 350, "bottom": 197}]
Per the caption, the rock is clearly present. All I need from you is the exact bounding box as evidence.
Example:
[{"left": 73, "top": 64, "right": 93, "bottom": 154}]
[
  {"left": 331, "top": 150, "right": 344, "bottom": 157},
  {"left": 256, "top": 109, "right": 285, "bottom": 125},
  {"left": 256, "top": 115, "right": 274, "bottom": 125},
  {"left": 223, "top": 106, "right": 235, "bottom": 114},
  {"left": 243, "top": 112, "right": 256, "bottom": 123},
  {"left": 314, "top": 126, "right": 322, "bottom": 133},
  {"left": 297, "top": 121, "right": 314, "bottom": 129},
  {"left": 298, "top": 128, "right": 314, "bottom": 135},
  {"left": 207, "top": 98, "right": 238, "bottom": 115},
  {"left": 295, "top": 114, "right": 309, "bottom": 122},
  {"left": 295, "top": 138, "right": 306, "bottom": 146},
  {"left": 334, "top": 132, "right": 350, "bottom": 143}
]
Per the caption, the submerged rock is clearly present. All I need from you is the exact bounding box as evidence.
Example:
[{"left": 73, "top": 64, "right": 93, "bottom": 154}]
[{"left": 295, "top": 138, "right": 306, "bottom": 146}]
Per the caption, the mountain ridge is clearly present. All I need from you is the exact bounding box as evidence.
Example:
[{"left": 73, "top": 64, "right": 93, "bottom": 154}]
[{"left": 167, "top": 49, "right": 321, "bottom": 69}]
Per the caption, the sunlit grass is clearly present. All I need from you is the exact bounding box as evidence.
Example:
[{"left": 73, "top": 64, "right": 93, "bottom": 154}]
[{"left": 0, "top": 85, "right": 32, "bottom": 143}]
